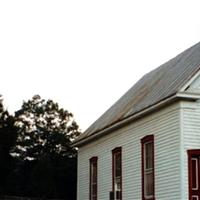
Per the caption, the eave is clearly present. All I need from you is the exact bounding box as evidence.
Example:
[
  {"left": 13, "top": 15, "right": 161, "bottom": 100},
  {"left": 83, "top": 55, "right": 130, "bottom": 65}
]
[{"left": 73, "top": 91, "right": 200, "bottom": 147}]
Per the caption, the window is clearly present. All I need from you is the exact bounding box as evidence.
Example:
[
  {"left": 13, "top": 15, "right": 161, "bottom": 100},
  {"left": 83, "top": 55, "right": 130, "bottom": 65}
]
[
  {"left": 141, "top": 135, "right": 155, "bottom": 200},
  {"left": 188, "top": 150, "right": 200, "bottom": 200},
  {"left": 90, "top": 157, "right": 98, "bottom": 200},
  {"left": 112, "top": 147, "right": 122, "bottom": 200}
]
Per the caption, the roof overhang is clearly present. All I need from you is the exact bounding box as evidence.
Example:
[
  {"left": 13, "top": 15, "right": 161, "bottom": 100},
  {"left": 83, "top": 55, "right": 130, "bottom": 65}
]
[
  {"left": 73, "top": 92, "right": 200, "bottom": 147},
  {"left": 176, "top": 91, "right": 200, "bottom": 100}
]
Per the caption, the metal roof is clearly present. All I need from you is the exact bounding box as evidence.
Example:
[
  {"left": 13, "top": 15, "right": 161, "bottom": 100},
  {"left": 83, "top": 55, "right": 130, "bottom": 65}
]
[{"left": 76, "top": 42, "right": 200, "bottom": 144}]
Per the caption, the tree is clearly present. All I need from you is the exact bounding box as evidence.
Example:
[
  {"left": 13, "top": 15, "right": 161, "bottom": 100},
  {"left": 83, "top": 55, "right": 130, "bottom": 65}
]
[
  {"left": 11, "top": 95, "right": 81, "bottom": 199},
  {"left": 13, "top": 95, "right": 80, "bottom": 161},
  {"left": 0, "top": 96, "right": 18, "bottom": 195}
]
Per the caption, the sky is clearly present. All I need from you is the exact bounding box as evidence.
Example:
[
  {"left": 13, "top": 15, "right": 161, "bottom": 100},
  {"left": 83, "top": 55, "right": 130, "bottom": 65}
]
[{"left": 0, "top": 0, "right": 200, "bottom": 131}]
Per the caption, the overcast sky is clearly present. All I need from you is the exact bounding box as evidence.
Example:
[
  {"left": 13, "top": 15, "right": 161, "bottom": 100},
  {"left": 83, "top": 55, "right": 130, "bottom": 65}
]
[{"left": 0, "top": 0, "right": 200, "bottom": 131}]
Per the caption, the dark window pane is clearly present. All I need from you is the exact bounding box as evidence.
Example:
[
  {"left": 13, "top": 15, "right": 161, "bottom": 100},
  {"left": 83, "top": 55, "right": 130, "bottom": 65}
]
[
  {"left": 113, "top": 149, "right": 122, "bottom": 200},
  {"left": 92, "top": 184, "right": 97, "bottom": 195},
  {"left": 92, "top": 195, "right": 97, "bottom": 200},
  {"left": 114, "top": 177, "right": 121, "bottom": 191},
  {"left": 92, "top": 163, "right": 97, "bottom": 183},
  {"left": 145, "top": 171, "right": 153, "bottom": 196},
  {"left": 191, "top": 158, "right": 198, "bottom": 190},
  {"left": 90, "top": 159, "right": 97, "bottom": 200},
  {"left": 115, "top": 153, "right": 121, "bottom": 177},
  {"left": 116, "top": 191, "right": 122, "bottom": 200},
  {"left": 145, "top": 142, "right": 153, "bottom": 169}
]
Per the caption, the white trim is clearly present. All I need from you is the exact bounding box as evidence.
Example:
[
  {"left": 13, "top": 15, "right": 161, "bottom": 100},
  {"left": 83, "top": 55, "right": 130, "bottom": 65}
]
[
  {"left": 191, "top": 158, "right": 199, "bottom": 190},
  {"left": 192, "top": 195, "right": 199, "bottom": 200},
  {"left": 176, "top": 92, "right": 200, "bottom": 100},
  {"left": 180, "top": 68, "right": 200, "bottom": 92}
]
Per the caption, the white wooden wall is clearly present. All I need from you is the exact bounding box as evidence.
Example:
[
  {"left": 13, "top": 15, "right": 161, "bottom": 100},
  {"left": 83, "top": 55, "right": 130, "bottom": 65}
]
[
  {"left": 179, "top": 74, "right": 200, "bottom": 199},
  {"left": 77, "top": 102, "right": 182, "bottom": 200},
  {"left": 180, "top": 100, "right": 200, "bottom": 199}
]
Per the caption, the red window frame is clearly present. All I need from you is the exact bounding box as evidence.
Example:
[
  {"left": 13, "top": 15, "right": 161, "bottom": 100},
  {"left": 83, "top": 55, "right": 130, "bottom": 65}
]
[
  {"left": 188, "top": 149, "right": 200, "bottom": 200},
  {"left": 141, "top": 135, "right": 155, "bottom": 200},
  {"left": 112, "top": 147, "right": 122, "bottom": 200},
  {"left": 90, "top": 156, "right": 98, "bottom": 200}
]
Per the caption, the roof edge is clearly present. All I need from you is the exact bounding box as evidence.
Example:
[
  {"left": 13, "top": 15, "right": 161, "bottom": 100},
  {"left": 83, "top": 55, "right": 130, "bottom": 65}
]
[
  {"left": 73, "top": 92, "right": 199, "bottom": 147},
  {"left": 73, "top": 95, "right": 175, "bottom": 147}
]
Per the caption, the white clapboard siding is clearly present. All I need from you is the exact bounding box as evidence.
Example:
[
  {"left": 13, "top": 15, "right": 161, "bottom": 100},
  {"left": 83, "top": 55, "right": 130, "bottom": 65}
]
[
  {"left": 181, "top": 100, "right": 200, "bottom": 199},
  {"left": 77, "top": 102, "right": 181, "bottom": 200}
]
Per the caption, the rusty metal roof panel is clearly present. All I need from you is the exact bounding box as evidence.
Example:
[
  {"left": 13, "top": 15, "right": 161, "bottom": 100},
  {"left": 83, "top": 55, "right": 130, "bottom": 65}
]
[{"left": 78, "top": 42, "right": 200, "bottom": 142}]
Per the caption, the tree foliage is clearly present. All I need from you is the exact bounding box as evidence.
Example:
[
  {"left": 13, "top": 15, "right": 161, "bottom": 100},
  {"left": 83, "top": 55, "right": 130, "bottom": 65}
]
[
  {"left": 13, "top": 95, "right": 80, "bottom": 161},
  {"left": 0, "top": 95, "right": 80, "bottom": 199},
  {"left": 0, "top": 97, "right": 18, "bottom": 195}
]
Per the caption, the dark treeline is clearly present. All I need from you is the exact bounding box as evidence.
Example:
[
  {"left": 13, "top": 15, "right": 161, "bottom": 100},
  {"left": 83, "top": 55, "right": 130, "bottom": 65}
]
[{"left": 0, "top": 95, "right": 81, "bottom": 200}]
